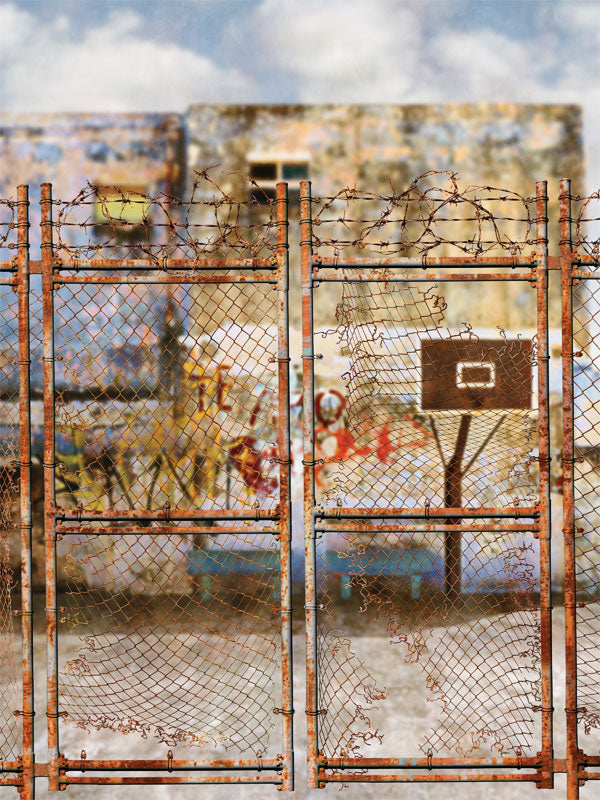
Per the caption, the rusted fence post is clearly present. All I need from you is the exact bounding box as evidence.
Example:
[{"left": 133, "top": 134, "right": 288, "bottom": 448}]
[
  {"left": 535, "top": 180, "right": 554, "bottom": 789},
  {"left": 276, "top": 181, "right": 295, "bottom": 791},
  {"left": 560, "top": 178, "right": 581, "bottom": 800},
  {"left": 41, "top": 182, "right": 60, "bottom": 791},
  {"left": 17, "top": 184, "right": 34, "bottom": 800},
  {"left": 300, "top": 179, "right": 319, "bottom": 789}
]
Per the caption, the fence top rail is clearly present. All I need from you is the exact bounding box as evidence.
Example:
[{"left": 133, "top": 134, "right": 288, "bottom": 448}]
[
  {"left": 43, "top": 169, "right": 287, "bottom": 263},
  {"left": 48, "top": 257, "right": 279, "bottom": 271},
  {"left": 312, "top": 255, "right": 536, "bottom": 269},
  {"left": 570, "top": 187, "right": 600, "bottom": 257},
  {"left": 304, "top": 171, "right": 539, "bottom": 261}
]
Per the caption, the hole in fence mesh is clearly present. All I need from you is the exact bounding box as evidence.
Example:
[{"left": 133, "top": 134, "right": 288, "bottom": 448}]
[
  {"left": 316, "top": 530, "right": 541, "bottom": 761},
  {"left": 0, "top": 282, "right": 22, "bottom": 761},
  {"left": 58, "top": 531, "right": 282, "bottom": 757},
  {"left": 311, "top": 268, "right": 542, "bottom": 764},
  {"left": 315, "top": 280, "right": 539, "bottom": 511},
  {"left": 53, "top": 281, "right": 279, "bottom": 514}
]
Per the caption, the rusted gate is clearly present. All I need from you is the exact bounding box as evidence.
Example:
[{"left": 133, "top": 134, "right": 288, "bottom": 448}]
[
  {"left": 39, "top": 177, "right": 293, "bottom": 789},
  {"left": 561, "top": 179, "right": 600, "bottom": 799},
  {"left": 301, "top": 177, "right": 554, "bottom": 787},
  {"left": 2, "top": 173, "right": 600, "bottom": 797},
  {"left": 0, "top": 187, "right": 34, "bottom": 799}
]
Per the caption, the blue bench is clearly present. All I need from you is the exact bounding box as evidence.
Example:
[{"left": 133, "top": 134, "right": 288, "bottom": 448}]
[
  {"left": 324, "top": 546, "right": 443, "bottom": 600},
  {"left": 187, "top": 547, "right": 281, "bottom": 599}
]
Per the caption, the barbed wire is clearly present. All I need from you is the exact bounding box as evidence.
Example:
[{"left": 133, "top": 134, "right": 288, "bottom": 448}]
[
  {"left": 311, "top": 171, "right": 537, "bottom": 258},
  {"left": 53, "top": 167, "right": 278, "bottom": 262},
  {"left": 573, "top": 191, "right": 600, "bottom": 258}
]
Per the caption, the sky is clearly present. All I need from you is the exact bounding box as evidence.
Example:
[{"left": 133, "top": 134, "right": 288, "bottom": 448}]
[{"left": 0, "top": 0, "right": 599, "bottom": 186}]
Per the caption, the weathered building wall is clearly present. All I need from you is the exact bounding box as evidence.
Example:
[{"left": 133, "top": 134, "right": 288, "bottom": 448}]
[
  {"left": 0, "top": 104, "right": 585, "bottom": 593},
  {"left": 0, "top": 112, "right": 184, "bottom": 247},
  {"left": 186, "top": 104, "right": 583, "bottom": 331}
]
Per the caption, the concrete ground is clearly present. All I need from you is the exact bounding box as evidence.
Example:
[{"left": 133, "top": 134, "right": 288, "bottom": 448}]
[{"left": 7, "top": 605, "right": 594, "bottom": 800}]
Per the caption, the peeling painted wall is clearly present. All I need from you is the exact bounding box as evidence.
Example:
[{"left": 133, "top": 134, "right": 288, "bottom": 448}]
[
  {"left": 0, "top": 104, "right": 585, "bottom": 592},
  {"left": 185, "top": 103, "right": 583, "bottom": 331}
]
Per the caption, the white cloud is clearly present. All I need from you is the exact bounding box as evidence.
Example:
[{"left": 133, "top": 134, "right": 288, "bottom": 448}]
[
  {"left": 0, "top": 0, "right": 598, "bottom": 188},
  {"left": 244, "top": 0, "right": 431, "bottom": 102},
  {"left": 0, "top": 4, "right": 254, "bottom": 112},
  {"left": 246, "top": 0, "right": 599, "bottom": 189}
]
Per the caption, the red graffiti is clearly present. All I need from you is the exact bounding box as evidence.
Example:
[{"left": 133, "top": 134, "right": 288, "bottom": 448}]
[
  {"left": 314, "top": 415, "right": 432, "bottom": 488},
  {"left": 228, "top": 436, "right": 278, "bottom": 496},
  {"left": 188, "top": 364, "right": 233, "bottom": 413}
]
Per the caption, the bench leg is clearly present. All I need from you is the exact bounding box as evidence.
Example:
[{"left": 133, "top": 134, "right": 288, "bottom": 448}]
[
  {"left": 340, "top": 574, "right": 352, "bottom": 600},
  {"left": 411, "top": 574, "right": 422, "bottom": 601}
]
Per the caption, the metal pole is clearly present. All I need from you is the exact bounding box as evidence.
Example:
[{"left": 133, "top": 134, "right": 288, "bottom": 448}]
[
  {"left": 17, "top": 184, "right": 34, "bottom": 800},
  {"left": 560, "top": 178, "right": 580, "bottom": 800},
  {"left": 275, "top": 181, "right": 294, "bottom": 790},
  {"left": 41, "top": 182, "right": 60, "bottom": 791},
  {"left": 300, "top": 180, "right": 319, "bottom": 788},
  {"left": 443, "top": 413, "right": 471, "bottom": 603},
  {"left": 536, "top": 180, "right": 554, "bottom": 789}
]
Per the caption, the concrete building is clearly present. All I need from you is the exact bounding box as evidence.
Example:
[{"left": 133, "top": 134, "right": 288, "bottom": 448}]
[
  {"left": 0, "top": 103, "right": 584, "bottom": 331},
  {"left": 0, "top": 104, "right": 584, "bottom": 590}
]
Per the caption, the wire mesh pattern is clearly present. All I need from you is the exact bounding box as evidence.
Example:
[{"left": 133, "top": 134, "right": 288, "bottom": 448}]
[
  {"left": 570, "top": 205, "right": 600, "bottom": 736},
  {"left": 42, "top": 174, "right": 292, "bottom": 785},
  {"left": 58, "top": 531, "right": 281, "bottom": 754},
  {"left": 304, "top": 175, "right": 550, "bottom": 787},
  {"left": 53, "top": 282, "right": 279, "bottom": 514},
  {"left": 316, "top": 280, "right": 539, "bottom": 512},
  {"left": 316, "top": 530, "right": 541, "bottom": 760},
  {"left": 0, "top": 278, "right": 22, "bottom": 763}
]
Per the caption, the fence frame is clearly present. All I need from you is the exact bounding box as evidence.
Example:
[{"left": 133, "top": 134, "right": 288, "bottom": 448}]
[
  {"left": 40, "top": 181, "right": 294, "bottom": 790},
  {"left": 3, "top": 175, "right": 600, "bottom": 796},
  {"left": 560, "top": 178, "right": 600, "bottom": 799},
  {"left": 0, "top": 185, "right": 34, "bottom": 800},
  {"left": 301, "top": 179, "right": 554, "bottom": 788}
]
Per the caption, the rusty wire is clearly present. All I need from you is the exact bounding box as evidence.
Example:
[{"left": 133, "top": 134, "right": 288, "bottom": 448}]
[
  {"left": 52, "top": 168, "right": 277, "bottom": 262},
  {"left": 0, "top": 198, "right": 16, "bottom": 257},
  {"left": 53, "top": 281, "right": 279, "bottom": 515},
  {"left": 307, "top": 175, "right": 545, "bottom": 776},
  {"left": 311, "top": 171, "right": 536, "bottom": 258},
  {"left": 573, "top": 190, "right": 600, "bottom": 258},
  {"left": 0, "top": 248, "right": 23, "bottom": 762},
  {"left": 43, "top": 174, "right": 288, "bottom": 766},
  {"left": 59, "top": 531, "right": 281, "bottom": 753},
  {"left": 317, "top": 281, "right": 538, "bottom": 513},
  {"left": 570, "top": 190, "right": 600, "bottom": 739},
  {"left": 316, "top": 533, "right": 540, "bottom": 761}
]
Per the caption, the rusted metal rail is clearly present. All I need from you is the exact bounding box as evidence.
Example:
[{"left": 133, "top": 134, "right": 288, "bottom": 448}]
[
  {"left": 2, "top": 173, "right": 600, "bottom": 797},
  {"left": 301, "top": 175, "right": 554, "bottom": 789},
  {"left": 560, "top": 178, "right": 600, "bottom": 800}
]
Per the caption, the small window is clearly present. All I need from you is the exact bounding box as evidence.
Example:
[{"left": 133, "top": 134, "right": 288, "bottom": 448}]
[
  {"left": 93, "top": 186, "right": 150, "bottom": 228},
  {"left": 249, "top": 162, "right": 277, "bottom": 181},
  {"left": 281, "top": 162, "right": 309, "bottom": 181},
  {"left": 247, "top": 158, "right": 310, "bottom": 205}
]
